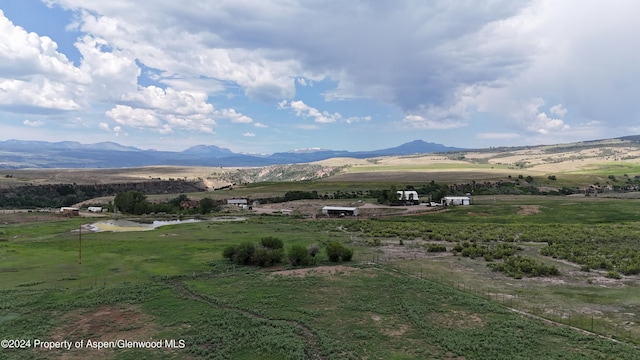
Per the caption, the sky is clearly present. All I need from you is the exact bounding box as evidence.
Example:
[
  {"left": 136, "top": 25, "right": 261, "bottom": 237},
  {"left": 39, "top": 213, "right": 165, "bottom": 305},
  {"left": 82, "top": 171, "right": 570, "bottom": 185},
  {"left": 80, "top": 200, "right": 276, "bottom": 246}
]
[{"left": 1, "top": 1, "right": 639, "bottom": 154}]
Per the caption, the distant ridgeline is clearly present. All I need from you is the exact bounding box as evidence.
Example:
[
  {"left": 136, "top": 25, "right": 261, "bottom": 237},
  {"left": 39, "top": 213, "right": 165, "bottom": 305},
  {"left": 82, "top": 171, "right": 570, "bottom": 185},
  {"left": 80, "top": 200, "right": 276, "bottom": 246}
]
[{"left": 0, "top": 180, "right": 206, "bottom": 208}]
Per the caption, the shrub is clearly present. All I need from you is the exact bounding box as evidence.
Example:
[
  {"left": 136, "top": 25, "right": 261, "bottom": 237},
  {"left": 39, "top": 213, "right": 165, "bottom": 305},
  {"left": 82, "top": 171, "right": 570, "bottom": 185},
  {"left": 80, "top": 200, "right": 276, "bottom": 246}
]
[
  {"left": 341, "top": 247, "right": 353, "bottom": 261},
  {"left": 605, "top": 271, "right": 622, "bottom": 279},
  {"left": 253, "top": 246, "right": 283, "bottom": 267},
  {"left": 326, "top": 241, "right": 353, "bottom": 262},
  {"left": 222, "top": 245, "right": 237, "bottom": 261},
  {"left": 233, "top": 242, "right": 256, "bottom": 265},
  {"left": 326, "top": 242, "right": 343, "bottom": 262},
  {"left": 427, "top": 244, "right": 447, "bottom": 252},
  {"left": 288, "top": 245, "right": 311, "bottom": 266},
  {"left": 261, "top": 236, "right": 284, "bottom": 249}
]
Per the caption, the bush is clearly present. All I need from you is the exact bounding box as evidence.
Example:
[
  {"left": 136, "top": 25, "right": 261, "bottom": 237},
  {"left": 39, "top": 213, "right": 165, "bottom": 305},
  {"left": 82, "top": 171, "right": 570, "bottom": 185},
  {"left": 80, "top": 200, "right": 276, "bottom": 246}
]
[
  {"left": 253, "top": 246, "right": 283, "bottom": 266},
  {"left": 261, "top": 236, "right": 284, "bottom": 249},
  {"left": 222, "top": 245, "right": 237, "bottom": 261},
  {"left": 341, "top": 247, "right": 353, "bottom": 261},
  {"left": 233, "top": 242, "right": 256, "bottom": 265},
  {"left": 224, "top": 241, "right": 283, "bottom": 267},
  {"left": 288, "top": 245, "right": 311, "bottom": 266},
  {"left": 326, "top": 241, "right": 353, "bottom": 262},
  {"left": 605, "top": 271, "right": 622, "bottom": 279},
  {"left": 488, "top": 255, "right": 559, "bottom": 278},
  {"left": 427, "top": 244, "right": 447, "bottom": 252}
]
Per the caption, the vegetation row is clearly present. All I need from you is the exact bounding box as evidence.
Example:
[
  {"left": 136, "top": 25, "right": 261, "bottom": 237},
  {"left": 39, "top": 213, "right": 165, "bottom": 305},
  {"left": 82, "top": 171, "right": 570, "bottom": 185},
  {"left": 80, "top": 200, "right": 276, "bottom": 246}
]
[{"left": 222, "top": 237, "right": 352, "bottom": 267}]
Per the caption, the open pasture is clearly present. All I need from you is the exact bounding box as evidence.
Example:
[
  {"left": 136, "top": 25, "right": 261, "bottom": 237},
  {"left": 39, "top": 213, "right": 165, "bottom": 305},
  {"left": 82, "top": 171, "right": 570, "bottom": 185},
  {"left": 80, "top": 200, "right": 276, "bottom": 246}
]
[{"left": 2, "top": 194, "right": 640, "bottom": 358}]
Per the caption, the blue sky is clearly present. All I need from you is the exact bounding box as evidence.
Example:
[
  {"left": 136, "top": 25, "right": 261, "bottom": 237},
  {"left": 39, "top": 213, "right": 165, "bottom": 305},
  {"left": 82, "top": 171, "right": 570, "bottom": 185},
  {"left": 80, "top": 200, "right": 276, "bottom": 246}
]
[{"left": 1, "top": 1, "right": 639, "bottom": 154}]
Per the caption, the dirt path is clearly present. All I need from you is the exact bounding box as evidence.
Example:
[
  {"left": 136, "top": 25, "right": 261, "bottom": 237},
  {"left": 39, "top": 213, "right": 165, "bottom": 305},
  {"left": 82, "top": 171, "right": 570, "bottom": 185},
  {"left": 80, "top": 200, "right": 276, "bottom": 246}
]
[{"left": 166, "top": 279, "right": 325, "bottom": 360}]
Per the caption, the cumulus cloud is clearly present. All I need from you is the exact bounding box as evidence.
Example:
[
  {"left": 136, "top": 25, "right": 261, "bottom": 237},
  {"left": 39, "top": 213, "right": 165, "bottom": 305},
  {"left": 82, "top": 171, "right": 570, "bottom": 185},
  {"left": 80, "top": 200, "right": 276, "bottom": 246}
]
[
  {"left": 511, "top": 98, "right": 569, "bottom": 135},
  {"left": 279, "top": 100, "right": 341, "bottom": 123},
  {"left": 0, "top": 10, "right": 86, "bottom": 83},
  {"left": 23, "top": 119, "right": 45, "bottom": 127},
  {"left": 0, "top": 11, "right": 87, "bottom": 112},
  {"left": 242, "top": 132, "right": 256, "bottom": 137},
  {"left": 106, "top": 105, "right": 161, "bottom": 128},
  {"left": 5, "top": 0, "right": 640, "bottom": 147},
  {"left": 219, "top": 108, "right": 252, "bottom": 123}
]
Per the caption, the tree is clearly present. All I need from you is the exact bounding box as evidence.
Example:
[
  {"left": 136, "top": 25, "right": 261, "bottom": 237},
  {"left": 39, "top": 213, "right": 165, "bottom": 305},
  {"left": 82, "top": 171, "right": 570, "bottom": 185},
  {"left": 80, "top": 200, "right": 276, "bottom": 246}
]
[
  {"left": 114, "top": 191, "right": 149, "bottom": 214},
  {"left": 307, "top": 244, "right": 319, "bottom": 265},
  {"left": 199, "top": 197, "right": 218, "bottom": 214}
]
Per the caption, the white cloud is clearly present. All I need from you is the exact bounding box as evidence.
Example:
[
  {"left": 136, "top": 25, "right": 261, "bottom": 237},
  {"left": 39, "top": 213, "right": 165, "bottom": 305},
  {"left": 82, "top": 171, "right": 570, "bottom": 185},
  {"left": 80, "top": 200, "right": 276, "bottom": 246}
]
[
  {"left": 106, "top": 105, "right": 161, "bottom": 128},
  {"left": 402, "top": 114, "right": 466, "bottom": 130},
  {"left": 121, "top": 86, "right": 213, "bottom": 115},
  {"left": 0, "top": 10, "right": 86, "bottom": 83},
  {"left": 345, "top": 115, "right": 371, "bottom": 124},
  {"left": 5, "top": 1, "right": 640, "bottom": 149},
  {"left": 550, "top": 104, "right": 567, "bottom": 117},
  {"left": 242, "top": 132, "right": 256, "bottom": 137},
  {"left": 280, "top": 100, "right": 341, "bottom": 123},
  {"left": 219, "top": 108, "right": 252, "bottom": 123},
  {"left": 511, "top": 98, "right": 569, "bottom": 135},
  {"left": 254, "top": 122, "right": 268, "bottom": 128},
  {"left": 99, "top": 122, "right": 110, "bottom": 131},
  {"left": 23, "top": 119, "right": 45, "bottom": 127}
]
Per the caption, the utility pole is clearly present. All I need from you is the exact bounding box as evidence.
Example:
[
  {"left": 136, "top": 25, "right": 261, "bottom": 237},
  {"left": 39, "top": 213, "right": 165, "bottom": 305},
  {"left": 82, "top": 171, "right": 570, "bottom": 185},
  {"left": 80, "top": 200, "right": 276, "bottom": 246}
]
[{"left": 79, "top": 224, "right": 82, "bottom": 264}]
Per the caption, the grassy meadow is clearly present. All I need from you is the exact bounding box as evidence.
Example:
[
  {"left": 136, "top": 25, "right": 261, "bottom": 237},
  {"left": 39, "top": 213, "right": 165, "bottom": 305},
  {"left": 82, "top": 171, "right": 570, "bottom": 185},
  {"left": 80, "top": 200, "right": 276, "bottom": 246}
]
[
  {"left": 2, "top": 191, "right": 640, "bottom": 359},
  {"left": 5, "top": 141, "right": 640, "bottom": 359}
]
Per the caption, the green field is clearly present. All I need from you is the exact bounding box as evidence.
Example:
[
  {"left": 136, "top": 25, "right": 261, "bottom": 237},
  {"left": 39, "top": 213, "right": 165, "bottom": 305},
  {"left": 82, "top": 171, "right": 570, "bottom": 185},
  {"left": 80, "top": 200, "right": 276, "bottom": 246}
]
[{"left": 2, "top": 195, "right": 640, "bottom": 359}]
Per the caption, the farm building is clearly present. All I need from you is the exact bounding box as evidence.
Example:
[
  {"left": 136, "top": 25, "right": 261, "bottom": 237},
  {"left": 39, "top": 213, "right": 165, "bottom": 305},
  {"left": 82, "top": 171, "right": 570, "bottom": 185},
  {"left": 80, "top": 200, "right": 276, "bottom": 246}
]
[
  {"left": 60, "top": 207, "right": 79, "bottom": 216},
  {"left": 441, "top": 196, "right": 471, "bottom": 206},
  {"left": 398, "top": 190, "right": 420, "bottom": 205},
  {"left": 227, "top": 199, "right": 248, "bottom": 206},
  {"left": 87, "top": 206, "right": 103, "bottom": 213},
  {"left": 322, "top": 206, "right": 359, "bottom": 217}
]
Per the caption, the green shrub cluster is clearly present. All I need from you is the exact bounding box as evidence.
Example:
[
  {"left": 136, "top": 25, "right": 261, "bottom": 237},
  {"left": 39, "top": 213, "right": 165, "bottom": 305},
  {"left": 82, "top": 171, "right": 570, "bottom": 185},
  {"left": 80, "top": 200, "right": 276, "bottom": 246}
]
[
  {"left": 287, "top": 245, "right": 311, "bottom": 266},
  {"left": 326, "top": 241, "right": 353, "bottom": 262},
  {"left": 426, "top": 244, "right": 447, "bottom": 252},
  {"left": 223, "top": 237, "right": 284, "bottom": 266},
  {"left": 488, "top": 255, "right": 559, "bottom": 278}
]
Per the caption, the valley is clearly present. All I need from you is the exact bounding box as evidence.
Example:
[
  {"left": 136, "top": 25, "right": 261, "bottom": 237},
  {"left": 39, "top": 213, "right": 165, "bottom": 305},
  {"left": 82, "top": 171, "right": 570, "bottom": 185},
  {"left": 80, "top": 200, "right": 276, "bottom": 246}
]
[{"left": 2, "top": 137, "right": 640, "bottom": 359}]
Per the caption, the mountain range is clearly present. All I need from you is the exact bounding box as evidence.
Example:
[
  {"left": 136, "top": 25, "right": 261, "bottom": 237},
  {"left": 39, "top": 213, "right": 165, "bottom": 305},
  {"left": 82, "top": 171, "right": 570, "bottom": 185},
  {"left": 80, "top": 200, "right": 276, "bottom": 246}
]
[{"left": 0, "top": 139, "right": 462, "bottom": 169}]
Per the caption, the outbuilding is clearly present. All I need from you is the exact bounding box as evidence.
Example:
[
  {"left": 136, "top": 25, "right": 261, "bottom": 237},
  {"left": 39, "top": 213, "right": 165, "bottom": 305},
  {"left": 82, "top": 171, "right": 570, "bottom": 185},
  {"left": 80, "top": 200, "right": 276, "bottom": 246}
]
[
  {"left": 322, "top": 206, "right": 359, "bottom": 217},
  {"left": 60, "top": 207, "right": 80, "bottom": 216},
  {"left": 441, "top": 196, "right": 471, "bottom": 206},
  {"left": 227, "top": 199, "right": 248, "bottom": 206},
  {"left": 397, "top": 190, "right": 419, "bottom": 202}
]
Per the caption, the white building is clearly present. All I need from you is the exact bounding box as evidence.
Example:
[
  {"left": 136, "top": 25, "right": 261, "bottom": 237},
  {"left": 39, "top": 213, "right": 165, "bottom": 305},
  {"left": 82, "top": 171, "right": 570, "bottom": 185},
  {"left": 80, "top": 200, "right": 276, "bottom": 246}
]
[
  {"left": 227, "top": 199, "right": 248, "bottom": 206},
  {"left": 397, "top": 190, "right": 419, "bottom": 201},
  {"left": 87, "top": 206, "right": 103, "bottom": 212},
  {"left": 322, "top": 206, "right": 359, "bottom": 216},
  {"left": 441, "top": 196, "right": 471, "bottom": 206}
]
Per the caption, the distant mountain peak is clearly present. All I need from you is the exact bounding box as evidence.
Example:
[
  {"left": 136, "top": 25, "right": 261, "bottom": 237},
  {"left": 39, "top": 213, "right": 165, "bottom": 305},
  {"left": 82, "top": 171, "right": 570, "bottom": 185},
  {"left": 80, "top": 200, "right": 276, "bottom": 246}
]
[
  {"left": 0, "top": 138, "right": 463, "bottom": 168},
  {"left": 288, "top": 147, "right": 330, "bottom": 153},
  {"left": 181, "top": 144, "right": 234, "bottom": 155}
]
